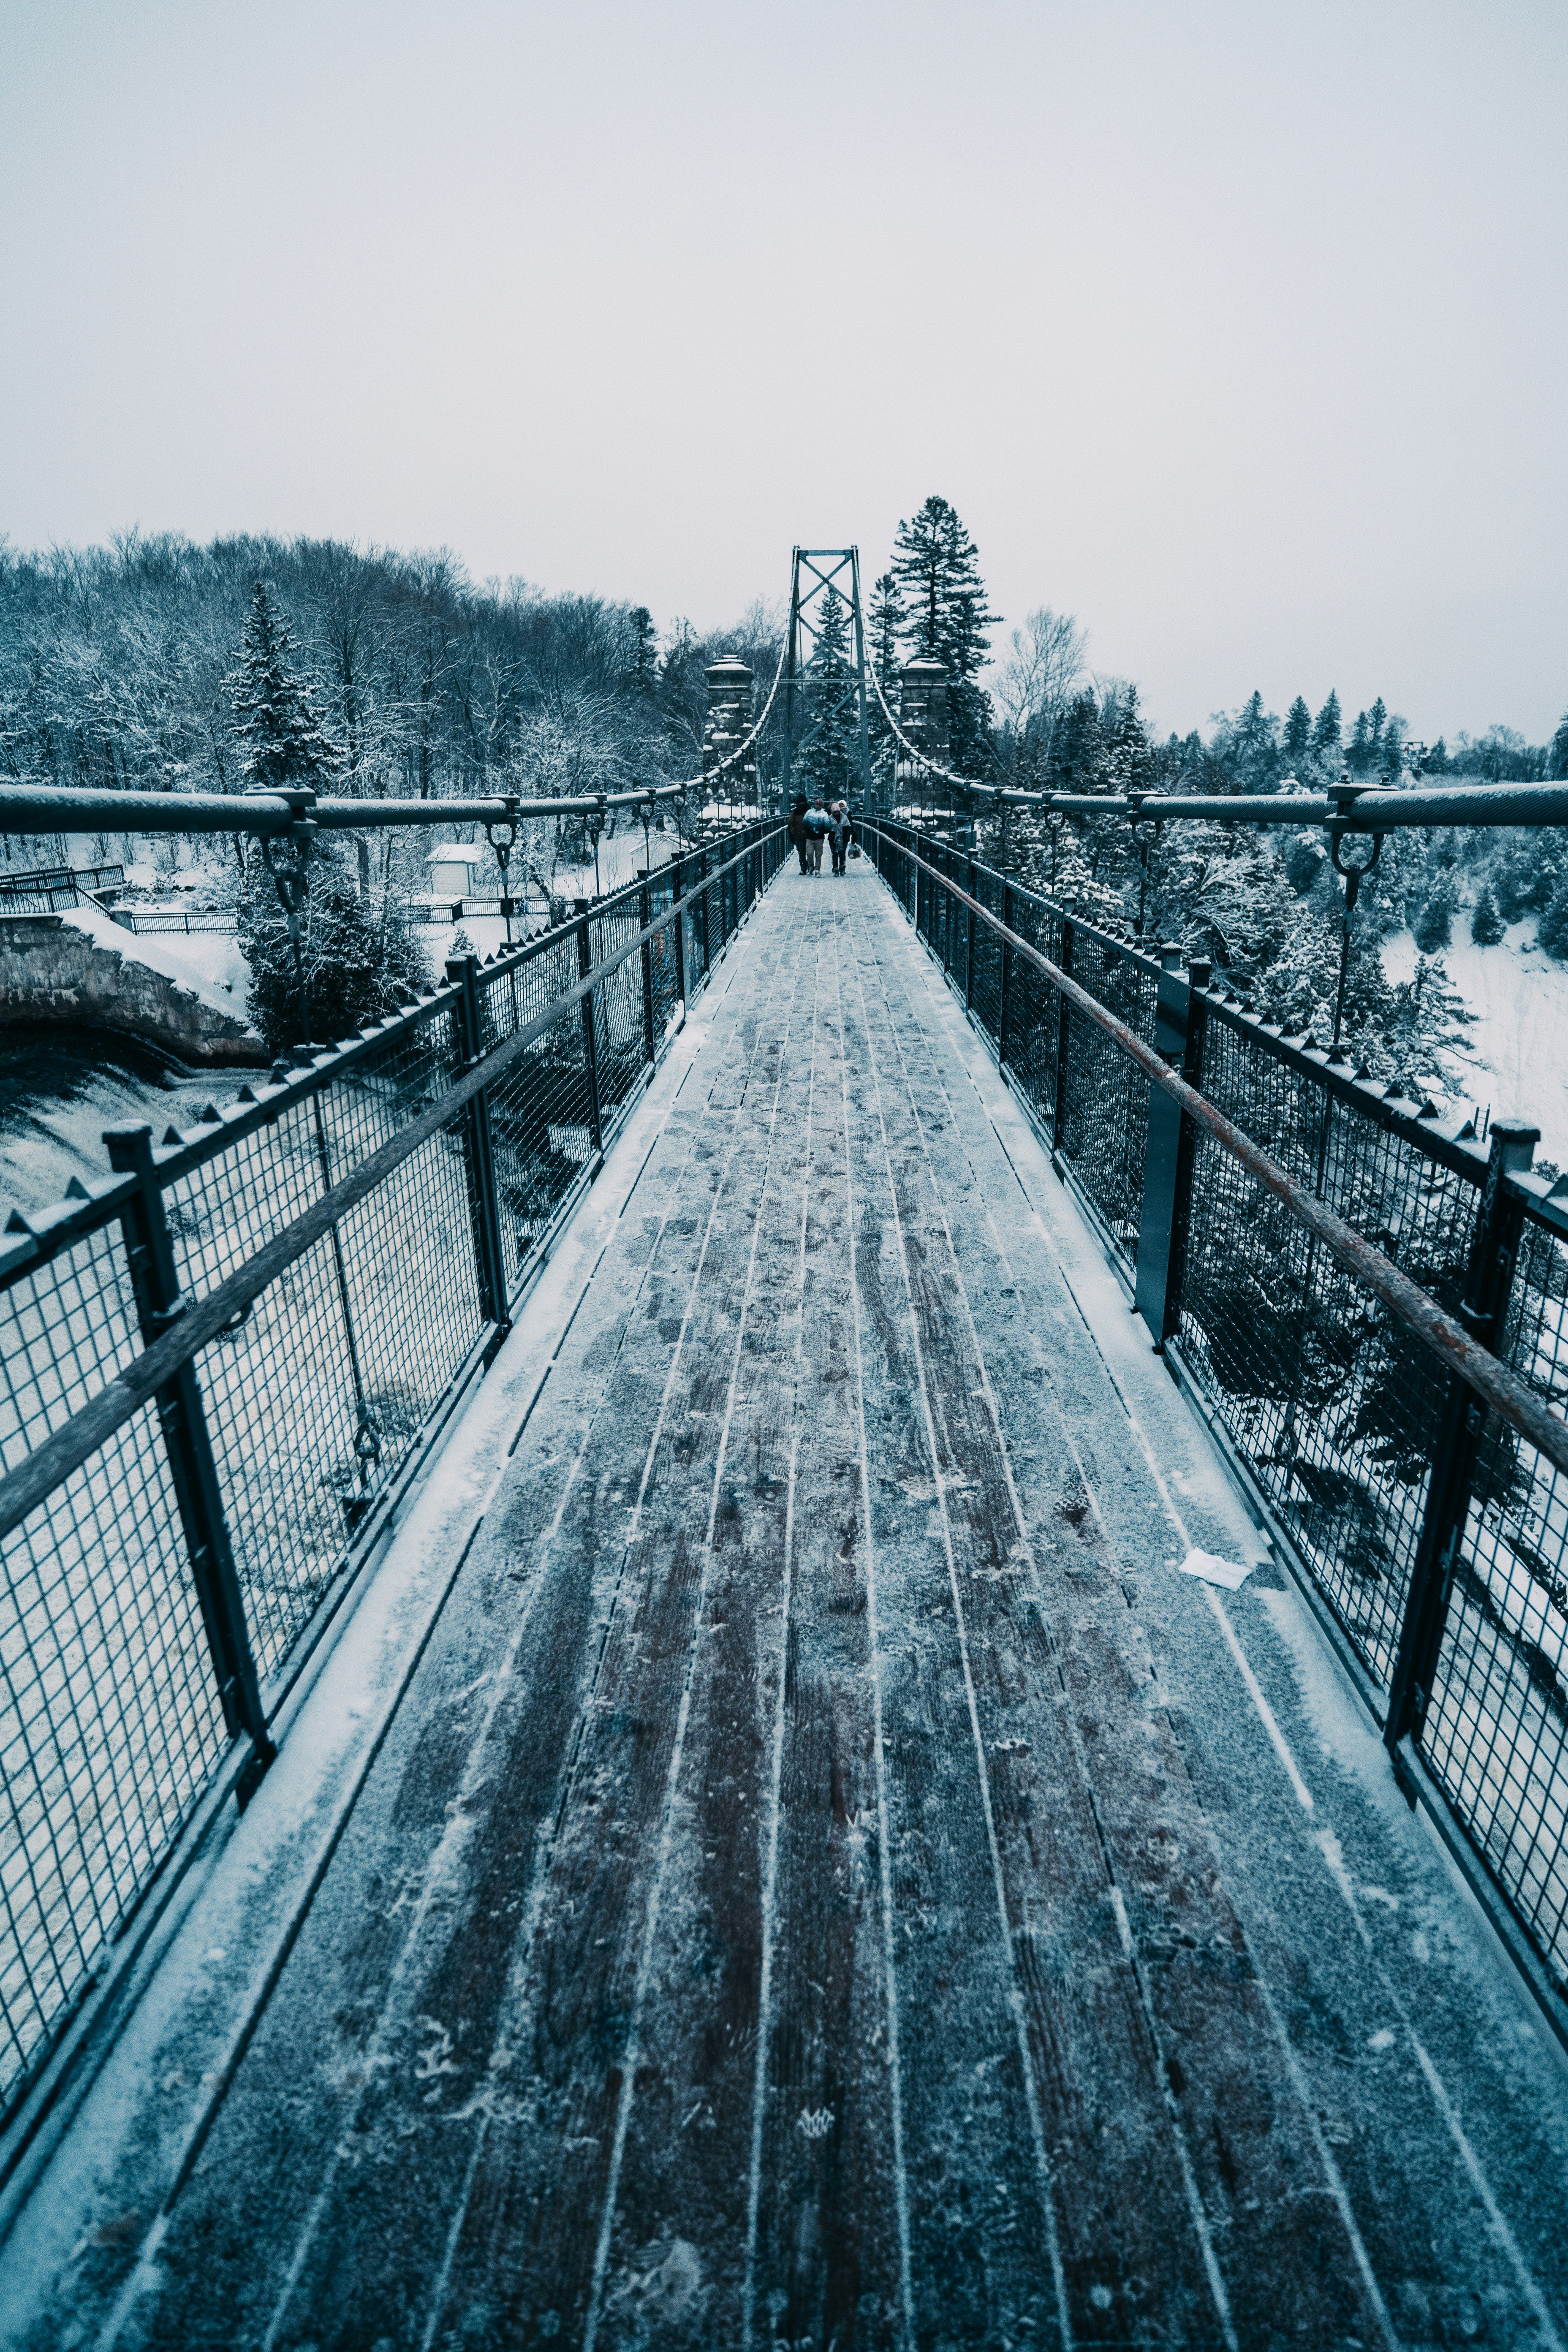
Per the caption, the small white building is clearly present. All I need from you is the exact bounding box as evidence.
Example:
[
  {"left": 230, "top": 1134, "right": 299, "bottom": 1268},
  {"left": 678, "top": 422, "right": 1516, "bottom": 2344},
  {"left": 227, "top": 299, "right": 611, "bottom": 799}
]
[{"left": 426, "top": 844, "right": 487, "bottom": 901}]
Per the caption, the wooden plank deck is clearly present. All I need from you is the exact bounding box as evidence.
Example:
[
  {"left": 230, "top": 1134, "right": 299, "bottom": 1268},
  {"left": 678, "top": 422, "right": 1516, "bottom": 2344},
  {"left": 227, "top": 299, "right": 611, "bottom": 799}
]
[{"left": 96, "top": 862, "right": 1568, "bottom": 2351}]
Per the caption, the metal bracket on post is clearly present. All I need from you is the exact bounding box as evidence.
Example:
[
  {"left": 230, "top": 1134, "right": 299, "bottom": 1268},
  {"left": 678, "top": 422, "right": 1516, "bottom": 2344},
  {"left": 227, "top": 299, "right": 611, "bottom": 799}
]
[
  {"left": 254, "top": 788, "right": 318, "bottom": 1048},
  {"left": 575, "top": 902, "right": 604, "bottom": 1157},
  {"left": 1326, "top": 779, "right": 1386, "bottom": 1046},
  {"left": 1133, "top": 950, "right": 1209, "bottom": 1346},
  {"left": 484, "top": 795, "right": 520, "bottom": 946},
  {"left": 446, "top": 954, "right": 511, "bottom": 1353},
  {"left": 105, "top": 1124, "right": 275, "bottom": 1805},
  {"left": 1385, "top": 1119, "right": 1539, "bottom": 1766}
]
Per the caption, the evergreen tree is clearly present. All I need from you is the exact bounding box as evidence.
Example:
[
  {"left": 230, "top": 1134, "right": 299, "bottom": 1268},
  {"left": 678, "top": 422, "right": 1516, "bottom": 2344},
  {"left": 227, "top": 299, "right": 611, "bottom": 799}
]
[
  {"left": 235, "top": 844, "right": 425, "bottom": 1051},
  {"left": 230, "top": 581, "right": 341, "bottom": 792},
  {"left": 1538, "top": 878, "right": 1568, "bottom": 960},
  {"left": 1103, "top": 682, "right": 1155, "bottom": 795},
  {"left": 228, "top": 582, "right": 425, "bottom": 1046},
  {"left": 1311, "top": 690, "right": 1342, "bottom": 760},
  {"left": 1549, "top": 709, "right": 1568, "bottom": 781},
  {"left": 794, "top": 586, "right": 859, "bottom": 804},
  {"left": 625, "top": 607, "right": 658, "bottom": 697},
  {"left": 1282, "top": 696, "right": 1312, "bottom": 767},
  {"left": 1367, "top": 697, "right": 1387, "bottom": 757},
  {"left": 1348, "top": 710, "right": 1372, "bottom": 775},
  {"left": 1412, "top": 881, "right": 1456, "bottom": 952},
  {"left": 866, "top": 572, "right": 903, "bottom": 698},
  {"left": 890, "top": 495, "right": 1000, "bottom": 779},
  {"left": 1469, "top": 882, "right": 1505, "bottom": 945},
  {"left": 1052, "top": 690, "right": 1108, "bottom": 795}
]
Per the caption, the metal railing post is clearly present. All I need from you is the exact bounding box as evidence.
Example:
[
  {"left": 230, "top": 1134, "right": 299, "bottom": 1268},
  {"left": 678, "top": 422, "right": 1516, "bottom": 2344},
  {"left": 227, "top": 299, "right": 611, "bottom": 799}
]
[
  {"left": 998, "top": 883, "right": 1013, "bottom": 1066},
  {"left": 446, "top": 954, "right": 511, "bottom": 1344},
  {"left": 965, "top": 854, "right": 978, "bottom": 1010},
  {"left": 699, "top": 846, "right": 712, "bottom": 973},
  {"left": 1385, "top": 1119, "right": 1538, "bottom": 1757},
  {"left": 105, "top": 1124, "right": 275, "bottom": 1802},
  {"left": 1133, "top": 949, "right": 1209, "bottom": 1347},
  {"left": 575, "top": 902, "right": 604, "bottom": 1157},
  {"left": 1052, "top": 918, "right": 1076, "bottom": 1152},
  {"left": 638, "top": 873, "right": 657, "bottom": 1066}
]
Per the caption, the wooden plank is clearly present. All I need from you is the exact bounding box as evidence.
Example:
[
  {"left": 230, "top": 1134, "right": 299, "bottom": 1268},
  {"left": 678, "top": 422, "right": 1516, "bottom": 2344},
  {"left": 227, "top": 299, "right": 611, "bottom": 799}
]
[
  {"left": 416, "top": 914, "right": 815, "bottom": 2345},
  {"left": 840, "top": 894, "right": 1222, "bottom": 2347},
  {"left": 738, "top": 896, "right": 915, "bottom": 2349},
  {"left": 131, "top": 925, "right": 802, "bottom": 2350},
  {"left": 585, "top": 890, "right": 823, "bottom": 2342},
  {"left": 874, "top": 921, "right": 1552, "bottom": 2341},
  {"left": 850, "top": 888, "right": 1395, "bottom": 2347}
]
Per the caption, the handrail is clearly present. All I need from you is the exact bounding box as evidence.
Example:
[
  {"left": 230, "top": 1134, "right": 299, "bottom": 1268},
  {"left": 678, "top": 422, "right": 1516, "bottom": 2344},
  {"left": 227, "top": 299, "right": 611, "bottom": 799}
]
[
  {"left": 867, "top": 820, "right": 1568, "bottom": 1480},
  {"left": 877, "top": 817, "right": 1492, "bottom": 1185},
  {"left": 0, "top": 823, "right": 785, "bottom": 1542}
]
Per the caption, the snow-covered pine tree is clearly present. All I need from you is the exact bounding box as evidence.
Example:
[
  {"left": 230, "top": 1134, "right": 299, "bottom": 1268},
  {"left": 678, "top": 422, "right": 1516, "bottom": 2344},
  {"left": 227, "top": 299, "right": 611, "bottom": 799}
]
[
  {"left": 1052, "top": 690, "right": 1107, "bottom": 795},
  {"left": 1311, "top": 691, "right": 1342, "bottom": 765},
  {"left": 866, "top": 572, "right": 903, "bottom": 702},
  {"left": 1281, "top": 697, "right": 1312, "bottom": 771},
  {"left": 625, "top": 607, "right": 658, "bottom": 698},
  {"left": 795, "top": 586, "right": 860, "bottom": 804},
  {"left": 1549, "top": 709, "right": 1568, "bottom": 781},
  {"left": 228, "top": 581, "right": 422, "bottom": 1046},
  {"left": 230, "top": 581, "right": 341, "bottom": 793},
  {"left": 890, "top": 496, "right": 999, "bottom": 780},
  {"left": 1469, "top": 882, "right": 1505, "bottom": 945},
  {"left": 864, "top": 570, "right": 903, "bottom": 792},
  {"left": 1538, "top": 878, "right": 1568, "bottom": 960}
]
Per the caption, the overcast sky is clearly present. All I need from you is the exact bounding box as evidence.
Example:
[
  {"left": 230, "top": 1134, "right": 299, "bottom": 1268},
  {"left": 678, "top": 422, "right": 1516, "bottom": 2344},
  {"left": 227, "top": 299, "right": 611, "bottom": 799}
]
[{"left": 2, "top": 0, "right": 1564, "bottom": 742}]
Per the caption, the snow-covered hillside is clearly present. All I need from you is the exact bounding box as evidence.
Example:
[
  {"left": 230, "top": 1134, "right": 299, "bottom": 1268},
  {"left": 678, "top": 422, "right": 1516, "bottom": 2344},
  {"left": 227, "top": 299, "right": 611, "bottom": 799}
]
[{"left": 1383, "top": 914, "right": 1568, "bottom": 1166}]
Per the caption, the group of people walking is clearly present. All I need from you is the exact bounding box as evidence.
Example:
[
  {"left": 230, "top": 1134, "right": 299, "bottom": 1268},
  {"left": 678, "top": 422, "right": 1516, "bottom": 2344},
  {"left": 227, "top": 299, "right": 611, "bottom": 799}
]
[{"left": 788, "top": 796, "right": 856, "bottom": 877}]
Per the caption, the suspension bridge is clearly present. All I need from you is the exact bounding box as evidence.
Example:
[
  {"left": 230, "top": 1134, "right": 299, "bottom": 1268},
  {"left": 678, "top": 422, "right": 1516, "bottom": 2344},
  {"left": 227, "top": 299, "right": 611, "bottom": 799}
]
[{"left": 2, "top": 555, "right": 1568, "bottom": 2348}]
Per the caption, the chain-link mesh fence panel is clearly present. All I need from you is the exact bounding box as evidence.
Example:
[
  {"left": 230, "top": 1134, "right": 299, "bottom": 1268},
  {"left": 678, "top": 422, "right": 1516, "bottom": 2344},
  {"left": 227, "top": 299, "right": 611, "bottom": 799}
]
[
  {"left": 1420, "top": 1214, "right": 1568, "bottom": 1990},
  {"left": 193, "top": 1127, "right": 484, "bottom": 1685},
  {"left": 1, "top": 1407, "right": 226, "bottom": 2112},
  {"left": 0, "top": 1221, "right": 140, "bottom": 1475},
  {"left": 1056, "top": 933, "right": 1157, "bottom": 1272}
]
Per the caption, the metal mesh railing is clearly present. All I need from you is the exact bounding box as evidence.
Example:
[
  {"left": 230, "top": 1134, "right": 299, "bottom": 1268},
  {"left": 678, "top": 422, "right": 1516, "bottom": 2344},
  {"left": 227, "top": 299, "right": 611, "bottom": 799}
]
[
  {"left": 867, "top": 815, "right": 1568, "bottom": 2010},
  {"left": 0, "top": 820, "right": 784, "bottom": 2125}
]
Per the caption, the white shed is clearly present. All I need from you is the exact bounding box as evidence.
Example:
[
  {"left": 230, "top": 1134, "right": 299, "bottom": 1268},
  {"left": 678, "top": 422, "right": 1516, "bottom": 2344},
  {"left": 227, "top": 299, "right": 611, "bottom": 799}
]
[{"left": 426, "top": 844, "right": 487, "bottom": 900}]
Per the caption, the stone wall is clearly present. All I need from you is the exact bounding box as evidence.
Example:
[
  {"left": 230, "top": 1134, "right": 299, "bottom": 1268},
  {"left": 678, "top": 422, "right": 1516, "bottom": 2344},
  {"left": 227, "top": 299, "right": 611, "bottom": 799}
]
[{"left": 0, "top": 915, "right": 266, "bottom": 1066}]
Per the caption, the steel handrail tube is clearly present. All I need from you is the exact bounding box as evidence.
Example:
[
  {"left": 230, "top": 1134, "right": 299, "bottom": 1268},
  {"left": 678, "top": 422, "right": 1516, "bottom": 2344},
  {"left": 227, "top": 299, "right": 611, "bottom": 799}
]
[
  {"left": 0, "top": 823, "right": 786, "bottom": 1545},
  {"left": 867, "top": 821, "right": 1568, "bottom": 1482}
]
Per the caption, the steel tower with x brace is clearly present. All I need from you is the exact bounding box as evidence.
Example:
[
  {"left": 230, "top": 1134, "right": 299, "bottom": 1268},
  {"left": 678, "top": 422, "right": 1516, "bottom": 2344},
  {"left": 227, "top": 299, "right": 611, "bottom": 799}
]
[{"left": 779, "top": 547, "right": 874, "bottom": 813}]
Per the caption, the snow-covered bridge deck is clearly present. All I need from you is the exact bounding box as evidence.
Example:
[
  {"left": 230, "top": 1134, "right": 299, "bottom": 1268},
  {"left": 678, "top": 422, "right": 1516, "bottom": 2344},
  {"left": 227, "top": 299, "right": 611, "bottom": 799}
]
[{"left": 9, "top": 862, "right": 1568, "bottom": 2350}]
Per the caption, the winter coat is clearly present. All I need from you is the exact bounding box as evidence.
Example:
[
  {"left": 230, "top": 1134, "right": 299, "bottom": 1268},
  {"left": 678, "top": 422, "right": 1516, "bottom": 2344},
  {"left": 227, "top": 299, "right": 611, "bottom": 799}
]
[
  {"left": 804, "top": 808, "right": 832, "bottom": 835},
  {"left": 826, "top": 813, "right": 855, "bottom": 852},
  {"left": 787, "top": 807, "right": 809, "bottom": 844}
]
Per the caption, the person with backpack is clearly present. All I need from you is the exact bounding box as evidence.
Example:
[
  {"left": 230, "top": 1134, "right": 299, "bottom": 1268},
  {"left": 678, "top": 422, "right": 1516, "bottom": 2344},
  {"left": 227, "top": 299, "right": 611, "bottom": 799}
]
[
  {"left": 826, "top": 802, "right": 856, "bottom": 876},
  {"left": 804, "top": 797, "right": 830, "bottom": 874},
  {"left": 787, "top": 795, "right": 811, "bottom": 875}
]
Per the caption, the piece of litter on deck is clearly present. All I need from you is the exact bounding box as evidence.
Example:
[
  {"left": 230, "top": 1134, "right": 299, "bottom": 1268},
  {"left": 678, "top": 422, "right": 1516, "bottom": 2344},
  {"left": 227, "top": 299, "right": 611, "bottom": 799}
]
[{"left": 1176, "top": 1547, "right": 1254, "bottom": 1591}]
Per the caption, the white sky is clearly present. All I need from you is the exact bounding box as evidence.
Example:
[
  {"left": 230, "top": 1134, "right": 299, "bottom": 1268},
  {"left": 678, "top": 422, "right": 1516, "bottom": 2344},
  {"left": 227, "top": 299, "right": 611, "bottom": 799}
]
[{"left": 2, "top": 0, "right": 1565, "bottom": 743}]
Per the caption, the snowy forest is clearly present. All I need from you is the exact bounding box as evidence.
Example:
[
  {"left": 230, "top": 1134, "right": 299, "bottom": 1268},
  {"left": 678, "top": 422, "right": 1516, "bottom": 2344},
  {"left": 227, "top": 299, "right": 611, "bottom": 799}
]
[{"left": 3, "top": 507, "right": 1568, "bottom": 1088}]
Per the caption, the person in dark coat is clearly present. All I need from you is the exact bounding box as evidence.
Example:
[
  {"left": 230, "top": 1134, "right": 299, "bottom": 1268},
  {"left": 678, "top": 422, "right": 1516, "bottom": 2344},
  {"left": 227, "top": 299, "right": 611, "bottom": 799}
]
[
  {"left": 804, "top": 797, "right": 830, "bottom": 873},
  {"left": 826, "top": 802, "right": 855, "bottom": 875},
  {"left": 787, "top": 796, "right": 811, "bottom": 874}
]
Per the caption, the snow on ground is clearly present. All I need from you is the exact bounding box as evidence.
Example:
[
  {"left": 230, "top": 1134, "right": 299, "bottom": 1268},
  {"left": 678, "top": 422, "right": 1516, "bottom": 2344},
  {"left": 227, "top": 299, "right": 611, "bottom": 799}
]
[
  {"left": 62, "top": 900, "right": 251, "bottom": 1018},
  {"left": 0, "top": 1036, "right": 240, "bottom": 1222},
  {"left": 1383, "top": 915, "right": 1568, "bottom": 1167}
]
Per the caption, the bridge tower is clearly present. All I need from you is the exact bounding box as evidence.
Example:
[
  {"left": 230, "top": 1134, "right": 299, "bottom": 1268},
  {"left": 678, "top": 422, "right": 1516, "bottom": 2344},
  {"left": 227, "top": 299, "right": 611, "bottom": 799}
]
[{"left": 779, "top": 548, "right": 874, "bottom": 814}]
